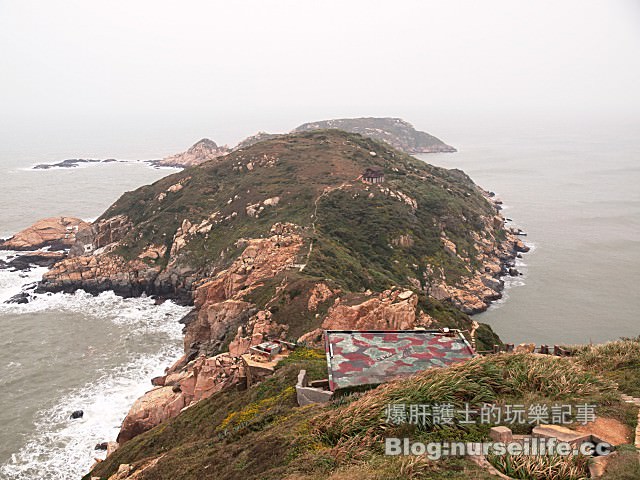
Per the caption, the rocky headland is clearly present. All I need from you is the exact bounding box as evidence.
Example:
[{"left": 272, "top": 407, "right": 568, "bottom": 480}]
[{"left": 6, "top": 129, "right": 531, "bottom": 476}]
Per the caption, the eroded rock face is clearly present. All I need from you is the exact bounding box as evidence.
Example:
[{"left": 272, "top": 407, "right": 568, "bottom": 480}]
[
  {"left": 153, "top": 139, "right": 230, "bottom": 168},
  {"left": 114, "top": 224, "right": 304, "bottom": 444},
  {"left": 183, "top": 223, "right": 304, "bottom": 354},
  {"left": 116, "top": 386, "right": 186, "bottom": 444},
  {"left": 298, "top": 289, "right": 437, "bottom": 346},
  {"left": 0, "top": 217, "right": 90, "bottom": 251},
  {"left": 117, "top": 339, "right": 259, "bottom": 443},
  {"left": 39, "top": 254, "right": 161, "bottom": 297},
  {"left": 307, "top": 283, "right": 336, "bottom": 311},
  {"left": 228, "top": 309, "right": 288, "bottom": 356},
  {"left": 184, "top": 299, "right": 255, "bottom": 356},
  {"left": 91, "top": 215, "right": 132, "bottom": 253},
  {"left": 322, "top": 289, "right": 420, "bottom": 331},
  {"left": 193, "top": 223, "right": 303, "bottom": 305}
]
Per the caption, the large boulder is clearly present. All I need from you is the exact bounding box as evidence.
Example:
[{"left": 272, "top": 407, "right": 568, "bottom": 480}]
[
  {"left": 117, "top": 387, "right": 186, "bottom": 444},
  {"left": 117, "top": 353, "right": 245, "bottom": 444},
  {"left": 0, "top": 217, "right": 90, "bottom": 251}
]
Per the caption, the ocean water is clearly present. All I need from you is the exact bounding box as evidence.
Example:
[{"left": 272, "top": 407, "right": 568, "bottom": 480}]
[
  {"left": 0, "top": 155, "right": 192, "bottom": 479},
  {"left": 0, "top": 114, "right": 638, "bottom": 478},
  {"left": 422, "top": 115, "right": 640, "bottom": 346}
]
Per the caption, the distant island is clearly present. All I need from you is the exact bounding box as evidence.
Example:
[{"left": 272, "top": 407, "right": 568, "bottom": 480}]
[
  {"left": 32, "top": 158, "right": 120, "bottom": 169},
  {"left": 293, "top": 117, "right": 456, "bottom": 153},
  {"left": 148, "top": 117, "right": 456, "bottom": 168},
  {"left": 29, "top": 118, "right": 456, "bottom": 170}
]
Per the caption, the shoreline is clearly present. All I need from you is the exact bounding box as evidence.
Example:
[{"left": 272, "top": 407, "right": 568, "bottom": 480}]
[
  {"left": 0, "top": 278, "right": 191, "bottom": 479},
  {"left": 0, "top": 158, "right": 531, "bottom": 473}
]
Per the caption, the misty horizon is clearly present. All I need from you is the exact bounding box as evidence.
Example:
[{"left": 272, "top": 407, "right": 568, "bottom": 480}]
[{"left": 1, "top": 0, "right": 640, "bottom": 158}]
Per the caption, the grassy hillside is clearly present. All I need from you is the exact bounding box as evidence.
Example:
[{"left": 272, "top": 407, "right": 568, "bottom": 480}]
[
  {"left": 93, "top": 130, "right": 503, "bottom": 346},
  {"left": 87, "top": 339, "right": 640, "bottom": 480},
  {"left": 103, "top": 130, "right": 493, "bottom": 287}
]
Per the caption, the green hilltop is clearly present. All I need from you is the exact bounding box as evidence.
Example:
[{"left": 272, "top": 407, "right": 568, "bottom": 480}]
[{"left": 86, "top": 129, "right": 504, "bottom": 346}]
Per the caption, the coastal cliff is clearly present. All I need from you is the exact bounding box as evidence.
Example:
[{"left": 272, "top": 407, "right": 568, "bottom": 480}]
[{"left": 17, "top": 130, "right": 530, "bottom": 464}]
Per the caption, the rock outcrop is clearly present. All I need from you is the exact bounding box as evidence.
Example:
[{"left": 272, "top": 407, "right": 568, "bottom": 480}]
[
  {"left": 151, "top": 138, "right": 230, "bottom": 168},
  {"left": 184, "top": 222, "right": 303, "bottom": 354},
  {"left": 0, "top": 250, "right": 65, "bottom": 271},
  {"left": 114, "top": 224, "right": 304, "bottom": 442},
  {"left": 39, "top": 254, "right": 162, "bottom": 298},
  {"left": 299, "top": 289, "right": 437, "bottom": 346},
  {"left": 0, "top": 217, "right": 89, "bottom": 251},
  {"left": 321, "top": 289, "right": 420, "bottom": 331},
  {"left": 116, "top": 386, "right": 186, "bottom": 444}
]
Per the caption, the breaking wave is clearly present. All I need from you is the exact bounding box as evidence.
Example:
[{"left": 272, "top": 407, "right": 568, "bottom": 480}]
[{"left": 0, "top": 251, "right": 191, "bottom": 480}]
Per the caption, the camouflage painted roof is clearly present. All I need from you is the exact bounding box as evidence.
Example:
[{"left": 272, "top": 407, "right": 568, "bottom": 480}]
[{"left": 324, "top": 330, "right": 474, "bottom": 391}]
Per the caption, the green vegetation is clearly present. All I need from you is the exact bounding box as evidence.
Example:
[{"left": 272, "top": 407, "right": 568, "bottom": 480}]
[
  {"left": 87, "top": 346, "right": 639, "bottom": 480},
  {"left": 573, "top": 337, "right": 640, "bottom": 397},
  {"left": 103, "top": 131, "right": 492, "bottom": 284},
  {"left": 314, "top": 354, "right": 621, "bottom": 445},
  {"left": 96, "top": 129, "right": 503, "bottom": 349}
]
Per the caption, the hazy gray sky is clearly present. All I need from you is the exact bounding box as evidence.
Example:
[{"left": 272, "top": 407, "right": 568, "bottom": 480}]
[{"left": 1, "top": 0, "right": 639, "bottom": 147}]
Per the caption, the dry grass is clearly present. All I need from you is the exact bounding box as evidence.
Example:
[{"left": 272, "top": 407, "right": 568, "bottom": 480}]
[
  {"left": 314, "top": 353, "right": 617, "bottom": 445},
  {"left": 487, "top": 453, "right": 590, "bottom": 480},
  {"left": 573, "top": 337, "right": 640, "bottom": 397}
]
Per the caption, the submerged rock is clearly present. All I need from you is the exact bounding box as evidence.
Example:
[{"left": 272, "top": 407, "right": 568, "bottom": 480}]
[
  {"left": 5, "top": 292, "right": 30, "bottom": 304},
  {"left": 2, "top": 251, "right": 65, "bottom": 271}
]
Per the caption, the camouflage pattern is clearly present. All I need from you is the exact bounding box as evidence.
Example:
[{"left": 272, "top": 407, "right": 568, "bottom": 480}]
[{"left": 324, "top": 330, "right": 474, "bottom": 391}]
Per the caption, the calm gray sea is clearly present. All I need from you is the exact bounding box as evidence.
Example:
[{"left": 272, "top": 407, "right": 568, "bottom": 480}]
[{"left": 0, "top": 114, "right": 638, "bottom": 478}]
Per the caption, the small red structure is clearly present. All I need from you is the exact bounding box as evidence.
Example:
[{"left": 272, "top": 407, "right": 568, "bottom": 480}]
[{"left": 362, "top": 167, "right": 385, "bottom": 184}]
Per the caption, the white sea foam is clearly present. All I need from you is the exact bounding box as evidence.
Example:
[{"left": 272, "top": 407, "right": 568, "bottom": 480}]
[
  {"left": 0, "top": 251, "right": 48, "bottom": 304},
  {"left": 485, "top": 241, "right": 535, "bottom": 310},
  {"left": 0, "top": 344, "right": 183, "bottom": 480},
  {"left": 0, "top": 251, "right": 191, "bottom": 480}
]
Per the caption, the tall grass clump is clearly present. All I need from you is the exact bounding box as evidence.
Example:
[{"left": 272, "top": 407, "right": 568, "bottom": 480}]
[
  {"left": 573, "top": 337, "right": 640, "bottom": 397},
  {"left": 487, "top": 453, "right": 589, "bottom": 480},
  {"left": 313, "top": 354, "right": 617, "bottom": 445}
]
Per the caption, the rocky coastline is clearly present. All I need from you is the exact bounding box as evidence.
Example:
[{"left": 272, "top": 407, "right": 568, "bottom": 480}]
[
  {"left": 2, "top": 205, "right": 528, "bottom": 448},
  {"left": 1, "top": 130, "right": 531, "bottom": 470}
]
